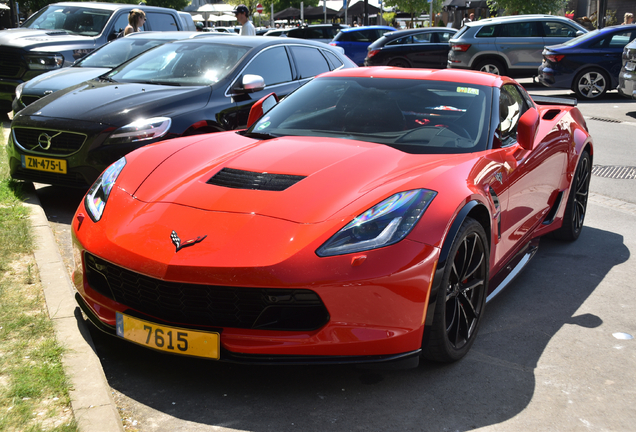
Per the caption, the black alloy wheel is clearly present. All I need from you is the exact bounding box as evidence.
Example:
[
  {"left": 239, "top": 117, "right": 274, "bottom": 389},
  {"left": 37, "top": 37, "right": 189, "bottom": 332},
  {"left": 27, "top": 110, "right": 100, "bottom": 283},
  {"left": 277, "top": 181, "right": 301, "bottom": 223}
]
[
  {"left": 423, "top": 217, "right": 489, "bottom": 362},
  {"left": 553, "top": 151, "right": 591, "bottom": 241}
]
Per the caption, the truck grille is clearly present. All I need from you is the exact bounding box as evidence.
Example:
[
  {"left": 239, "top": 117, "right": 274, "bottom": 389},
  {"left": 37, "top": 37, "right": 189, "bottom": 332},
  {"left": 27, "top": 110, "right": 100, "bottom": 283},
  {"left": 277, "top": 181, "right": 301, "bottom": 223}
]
[
  {"left": 84, "top": 253, "right": 330, "bottom": 331},
  {"left": 0, "top": 52, "right": 22, "bottom": 79}
]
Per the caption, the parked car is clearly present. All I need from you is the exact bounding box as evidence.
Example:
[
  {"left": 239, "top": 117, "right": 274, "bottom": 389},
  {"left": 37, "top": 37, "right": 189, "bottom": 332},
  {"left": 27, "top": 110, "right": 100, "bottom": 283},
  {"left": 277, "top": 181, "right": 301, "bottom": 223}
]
[
  {"left": 329, "top": 25, "right": 395, "bottom": 66},
  {"left": 7, "top": 36, "right": 356, "bottom": 189},
  {"left": 71, "top": 67, "right": 593, "bottom": 367},
  {"left": 284, "top": 23, "right": 349, "bottom": 43},
  {"left": 364, "top": 27, "right": 457, "bottom": 68},
  {"left": 12, "top": 31, "right": 222, "bottom": 113},
  {"left": 0, "top": 2, "right": 190, "bottom": 116},
  {"left": 617, "top": 32, "right": 636, "bottom": 99},
  {"left": 538, "top": 25, "right": 636, "bottom": 99},
  {"left": 263, "top": 28, "right": 289, "bottom": 37},
  {"left": 448, "top": 14, "right": 588, "bottom": 77},
  {"left": 177, "top": 11, "right": 197, "bottom": 31}
]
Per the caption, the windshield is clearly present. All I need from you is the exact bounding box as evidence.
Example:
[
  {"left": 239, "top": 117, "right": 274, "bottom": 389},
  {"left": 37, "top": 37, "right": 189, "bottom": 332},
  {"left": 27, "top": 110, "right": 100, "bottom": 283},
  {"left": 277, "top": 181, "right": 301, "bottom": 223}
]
[
  {"left": 248, "top": 77, "right": 492, "bottom": 154},
  {"left": 22, "top": 5, "right": 113, "bottom": 36},
  {"left": 77, "top": 38, "right": 168, "bottom": 69},
  {"left": 106, "top": 41, "right": 250, "bottom": 86}
]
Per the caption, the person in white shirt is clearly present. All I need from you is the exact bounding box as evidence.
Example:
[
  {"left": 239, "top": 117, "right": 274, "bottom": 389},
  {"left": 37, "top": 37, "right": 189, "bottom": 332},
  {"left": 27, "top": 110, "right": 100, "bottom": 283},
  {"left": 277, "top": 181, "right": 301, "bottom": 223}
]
[{"left": 234, "top": 4, "right": 256, "bottom": 36}]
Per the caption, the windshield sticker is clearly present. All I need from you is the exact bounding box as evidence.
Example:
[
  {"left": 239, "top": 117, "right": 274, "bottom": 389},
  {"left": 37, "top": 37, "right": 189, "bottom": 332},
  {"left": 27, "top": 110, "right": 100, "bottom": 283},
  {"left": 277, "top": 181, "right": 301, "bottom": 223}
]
[
  {"left": 457, "top": 87, "right": 479, "bottom": 95},
  {"left": 257, "top": 121, "right": 271, "bottom": 130},
  {"left": 427, "top": 106, "right": 466, "bottom": 112}
]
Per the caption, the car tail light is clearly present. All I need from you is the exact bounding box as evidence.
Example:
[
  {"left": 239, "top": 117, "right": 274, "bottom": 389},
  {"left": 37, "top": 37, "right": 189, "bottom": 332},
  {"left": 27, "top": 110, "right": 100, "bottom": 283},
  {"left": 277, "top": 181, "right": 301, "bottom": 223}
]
[
  {"left": 545, "top": 54, "right": 565, "bottom": 62},
  {"left": 367, "top": 49, "right": 379, "bottom": 58},
  {"left": 451, "top": 44, "right": 471, "bottom": 52},
  {"left": 329, "top": 42, "right": 336, "bottom": 46}
]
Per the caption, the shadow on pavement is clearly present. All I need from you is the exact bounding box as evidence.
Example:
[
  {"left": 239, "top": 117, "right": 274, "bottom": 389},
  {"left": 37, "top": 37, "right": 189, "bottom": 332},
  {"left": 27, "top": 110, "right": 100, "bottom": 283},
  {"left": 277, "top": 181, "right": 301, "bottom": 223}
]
[{"left": 83, "top": 225, "right": 627, "bottom": 431}]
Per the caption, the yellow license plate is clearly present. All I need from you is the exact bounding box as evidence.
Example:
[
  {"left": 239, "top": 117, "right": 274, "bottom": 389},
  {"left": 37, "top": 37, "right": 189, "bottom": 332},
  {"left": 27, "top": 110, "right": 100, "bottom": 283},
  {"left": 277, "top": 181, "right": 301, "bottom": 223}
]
[
  {"left": 21, "top": 155, "right": 67, "bottom": 174},
  {"left": 116, "top": 312, "right": 220, "bottom": 359}
]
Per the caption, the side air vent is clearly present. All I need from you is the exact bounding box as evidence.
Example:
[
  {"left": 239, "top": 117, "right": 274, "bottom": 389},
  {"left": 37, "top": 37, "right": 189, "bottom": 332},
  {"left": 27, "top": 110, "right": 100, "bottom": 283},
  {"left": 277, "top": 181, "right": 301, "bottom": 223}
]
[
  {"left": 208, "top": 167, "right": 306, "bottom": 191},
  {"left": 542, "top": 109, "right": 561, "bottom": 121}
]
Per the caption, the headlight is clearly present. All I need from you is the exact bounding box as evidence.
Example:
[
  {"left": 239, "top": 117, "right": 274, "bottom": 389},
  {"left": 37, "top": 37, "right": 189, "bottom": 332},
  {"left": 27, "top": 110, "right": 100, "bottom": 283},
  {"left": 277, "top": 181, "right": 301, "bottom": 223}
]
[
  {"left": 85, "top": 157, "right": 126, "bottom": 222},
  {"left": 15, "top": 82, "right": 25, "bottom": 100},
  {"left": 25, "top": 54, "right": 64, "bottom": 70},
  {"left": 105, "top": 117, "right": 172, "bottom": 145},
  {"left": 316, "top": 189, "right": 437, "bottom": 257}
]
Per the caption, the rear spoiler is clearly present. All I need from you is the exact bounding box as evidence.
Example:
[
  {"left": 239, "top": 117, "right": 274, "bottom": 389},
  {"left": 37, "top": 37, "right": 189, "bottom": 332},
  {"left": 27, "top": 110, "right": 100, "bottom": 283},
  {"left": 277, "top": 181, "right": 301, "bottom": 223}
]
[{"left": 529, "top": 95, "right": 578, "bottom": 107}]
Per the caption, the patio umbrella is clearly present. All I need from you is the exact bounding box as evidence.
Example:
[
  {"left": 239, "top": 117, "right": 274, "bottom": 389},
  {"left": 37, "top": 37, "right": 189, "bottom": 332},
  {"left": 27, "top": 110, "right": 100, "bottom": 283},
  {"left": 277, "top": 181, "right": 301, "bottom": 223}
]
[
  {"left": 274, "top": 7, "right": 301, "bottom": 20},
  {"left": 303, "top": 5, "right": 339, "bottom": 20}
]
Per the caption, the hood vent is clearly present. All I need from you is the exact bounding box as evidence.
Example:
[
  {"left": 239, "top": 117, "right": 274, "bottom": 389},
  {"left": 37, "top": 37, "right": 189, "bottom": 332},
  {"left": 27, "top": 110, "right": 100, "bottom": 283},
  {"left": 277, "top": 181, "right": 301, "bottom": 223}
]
[{"left": 207, "top": 167, "right": 306, "bottom": 191}]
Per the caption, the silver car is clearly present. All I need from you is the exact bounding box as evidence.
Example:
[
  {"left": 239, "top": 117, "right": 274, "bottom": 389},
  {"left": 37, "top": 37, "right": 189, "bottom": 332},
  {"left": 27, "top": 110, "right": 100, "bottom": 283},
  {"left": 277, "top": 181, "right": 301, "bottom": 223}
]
[
  {"left": 618, "top": 37, "right": 636, "bottom": 99},
  {"left": 448, "top": 14, "right": 587, "bottom": 77}
]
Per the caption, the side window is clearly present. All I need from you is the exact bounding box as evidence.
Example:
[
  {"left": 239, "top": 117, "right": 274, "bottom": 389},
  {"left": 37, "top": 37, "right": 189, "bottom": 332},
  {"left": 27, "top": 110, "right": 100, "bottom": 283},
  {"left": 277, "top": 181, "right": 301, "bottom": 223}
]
[
  {"left": 111, "top": 12, "right": 130, "bottom": 34},
  {"left": 476, "top": 24, "right": 497, "bottom": 38},
  {"left": 322, "top": 50, "right": 344, "bottom": 70},
  {"left": 543, "top": 21, "right": 577, "bottom": 37},
  {"left": 500, "top": 22, "right": 540, "bottom": 37},
  {"left": 146, "top": 12, "right": 179, "bottom": 31},
  {"left": 243, "top": 47, "right": 292, "bottom": 86},
  {"left": 289, "top": 46, "right": 330, "bottom": 79},
  {"left": 439, "top": 32, "right": 454, "bottom": 42},
  {"left": 608, "top": 31, "right": 634, "bottom": 48},
  {"left": 388, "top": 35, "right": 412, "bottom": 46},
  {"left": 498, "top": 84, "right": 528, "bottom": 147},
  {"left": 412, "top": 32, "right": 432, "bottom": 43}
]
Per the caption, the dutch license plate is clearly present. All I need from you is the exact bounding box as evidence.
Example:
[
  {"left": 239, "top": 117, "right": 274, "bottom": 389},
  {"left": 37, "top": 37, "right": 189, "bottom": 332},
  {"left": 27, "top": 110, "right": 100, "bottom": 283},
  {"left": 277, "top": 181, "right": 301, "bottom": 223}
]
[
  {"left": 626, "top": 61, "right": 636, "bottom": 72},
  {"left": 116, "top": 312, "right": 220, "bottom": 359},
  {"left": 21, "top": 155, "right": 67, "bottom": 174}
]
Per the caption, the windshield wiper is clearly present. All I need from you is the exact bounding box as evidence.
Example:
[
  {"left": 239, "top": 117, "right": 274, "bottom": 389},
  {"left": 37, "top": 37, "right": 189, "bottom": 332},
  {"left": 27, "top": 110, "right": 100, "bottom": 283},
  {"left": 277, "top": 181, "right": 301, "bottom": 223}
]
[
  {"left": 138, "top": 80, "right": 181, "bottom": 86},
  {"left": 242, "top": 131, "right": 279, "bottom": 140}
]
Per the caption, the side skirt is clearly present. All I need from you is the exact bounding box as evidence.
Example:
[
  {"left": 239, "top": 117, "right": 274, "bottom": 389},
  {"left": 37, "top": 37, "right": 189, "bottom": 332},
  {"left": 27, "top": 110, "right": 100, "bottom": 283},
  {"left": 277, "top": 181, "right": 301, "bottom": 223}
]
[{"left": 486, "top": 238, "right": 540, "bottom": 303}]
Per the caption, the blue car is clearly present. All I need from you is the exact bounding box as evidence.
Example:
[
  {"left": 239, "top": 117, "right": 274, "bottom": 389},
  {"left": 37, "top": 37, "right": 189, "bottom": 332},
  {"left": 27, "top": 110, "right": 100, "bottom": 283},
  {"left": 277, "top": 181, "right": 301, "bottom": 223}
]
[
  {"left": 538, "top": 24, "right": 636, "bottom": 99},
  {"left": 329, "top": 25, "right": 395, "bottom": 65}
]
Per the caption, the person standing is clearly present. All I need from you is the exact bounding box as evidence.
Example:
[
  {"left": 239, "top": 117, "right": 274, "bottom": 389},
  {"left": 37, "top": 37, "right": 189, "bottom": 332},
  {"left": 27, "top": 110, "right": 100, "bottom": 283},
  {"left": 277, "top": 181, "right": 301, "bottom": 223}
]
[
  {"left": 622, "top": 13, "right": 633, "bottom": 25},
  {"left": 124, "top": 9, "right": 145, "bottom": 36},
  {"left": 234, "top": 4, "right": 255, "bottom": 36}
]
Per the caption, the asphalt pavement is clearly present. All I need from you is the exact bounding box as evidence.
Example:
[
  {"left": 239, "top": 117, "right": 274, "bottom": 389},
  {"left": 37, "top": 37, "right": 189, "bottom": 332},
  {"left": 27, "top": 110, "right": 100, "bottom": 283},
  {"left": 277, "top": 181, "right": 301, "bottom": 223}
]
[{"left": 3, "top": 81, "right": 636, "bottom": 431}]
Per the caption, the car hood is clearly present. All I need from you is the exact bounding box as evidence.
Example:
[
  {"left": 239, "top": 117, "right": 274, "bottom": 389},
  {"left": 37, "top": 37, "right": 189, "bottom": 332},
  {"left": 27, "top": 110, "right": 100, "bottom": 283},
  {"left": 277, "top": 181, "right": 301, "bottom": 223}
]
[
  {"left": 18, "top": 80, "right": 212, "bottom": 126},
  {"left": 22, "top": 67, "right": 109, "bottom": 93},
  {"left": 0, "top": 28, "right": 97, "bottom": 50},
  {"left": 129, "top": 133, "right": 464, "bottom": 224}
]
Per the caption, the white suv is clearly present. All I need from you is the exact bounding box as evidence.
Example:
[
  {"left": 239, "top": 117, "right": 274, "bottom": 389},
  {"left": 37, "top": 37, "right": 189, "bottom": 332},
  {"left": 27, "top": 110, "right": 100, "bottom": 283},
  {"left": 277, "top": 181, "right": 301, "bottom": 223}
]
[{"left": 447, "top": 15, "right": 587, "bottom": 77}]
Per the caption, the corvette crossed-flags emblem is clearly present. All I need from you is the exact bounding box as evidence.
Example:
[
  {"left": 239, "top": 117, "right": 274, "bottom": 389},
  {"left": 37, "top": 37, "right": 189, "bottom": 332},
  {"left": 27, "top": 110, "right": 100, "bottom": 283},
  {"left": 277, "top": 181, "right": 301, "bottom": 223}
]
[{"left": 170, "top": 230, "right": 207, "bottom": 252}]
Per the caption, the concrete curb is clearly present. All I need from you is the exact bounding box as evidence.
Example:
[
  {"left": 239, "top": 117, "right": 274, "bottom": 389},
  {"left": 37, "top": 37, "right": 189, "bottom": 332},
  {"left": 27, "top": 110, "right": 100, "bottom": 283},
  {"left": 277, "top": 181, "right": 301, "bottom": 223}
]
[{"left": 24, "top": 189, "right": 124, "bottom": 432}]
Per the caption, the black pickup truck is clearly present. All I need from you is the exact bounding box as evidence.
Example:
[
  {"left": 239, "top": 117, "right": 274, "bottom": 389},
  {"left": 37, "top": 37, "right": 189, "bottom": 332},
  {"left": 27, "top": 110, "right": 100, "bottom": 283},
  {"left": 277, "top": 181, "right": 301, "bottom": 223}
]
[{"left": 0, "top": 2, "right": 190, "bottom": 116}]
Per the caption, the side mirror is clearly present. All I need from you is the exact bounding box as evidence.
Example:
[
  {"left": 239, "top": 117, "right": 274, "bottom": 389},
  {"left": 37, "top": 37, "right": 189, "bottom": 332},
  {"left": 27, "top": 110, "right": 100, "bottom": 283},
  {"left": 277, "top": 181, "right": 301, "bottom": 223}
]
[
  {"left": 247, "top": 92, "right": 279, "bottom": 128},
  {"left": 516, "top": 107, "right": 539, "bottom": 151},
  {"left": 234, "top": 74, "right": 265, "bottom": 94}
]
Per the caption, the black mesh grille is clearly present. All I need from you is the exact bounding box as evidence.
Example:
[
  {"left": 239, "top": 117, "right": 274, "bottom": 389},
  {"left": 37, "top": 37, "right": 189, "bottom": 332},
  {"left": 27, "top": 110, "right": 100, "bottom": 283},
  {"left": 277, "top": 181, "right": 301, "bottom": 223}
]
[
  {"left": 84, "top": 253, "right": 329, "bottom": 331},
  {"left": 0, "top": 52, "right": 22, "bottom": 78},
  {"left": 13, "top": 127, "right": 86, "bottom": 155},
  {"left": 208, "top": 168, "right": 306, "bottom": 191}
]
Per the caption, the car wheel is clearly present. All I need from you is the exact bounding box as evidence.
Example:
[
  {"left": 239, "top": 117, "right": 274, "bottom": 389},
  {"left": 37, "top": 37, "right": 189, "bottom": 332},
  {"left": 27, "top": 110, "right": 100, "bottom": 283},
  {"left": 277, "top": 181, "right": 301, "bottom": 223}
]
[
  {"left": 474, "top": 59, "right": 505, "bottom": 75},
  {"left": 552, "top": 151, "right": 591, "bottom": 241},
  {"left": 574, "top": 69, "right": 609, "bottom": 99},
  {"left": 423, "top": 217, "right": 489, "bottom": 362},
  {"left": 388, "top": 58, "right": 410, "bottom": 68}
]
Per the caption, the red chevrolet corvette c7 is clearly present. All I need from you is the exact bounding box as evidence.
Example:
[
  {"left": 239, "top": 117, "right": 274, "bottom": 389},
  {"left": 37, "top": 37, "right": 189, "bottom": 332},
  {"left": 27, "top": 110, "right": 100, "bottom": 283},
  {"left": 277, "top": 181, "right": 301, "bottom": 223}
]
[{"left": 71, "top": 67, "right": 593, "bottom": 367}]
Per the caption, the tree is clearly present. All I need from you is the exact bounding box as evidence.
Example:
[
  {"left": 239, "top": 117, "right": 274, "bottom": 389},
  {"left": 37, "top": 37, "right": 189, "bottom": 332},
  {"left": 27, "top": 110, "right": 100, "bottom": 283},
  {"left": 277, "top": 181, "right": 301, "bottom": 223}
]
[
  {"left": 486, "top": 0, "right": 568, "bottom": 15},
  {"left": 383, "top": 0, "right": 444, "bottom": 27}
]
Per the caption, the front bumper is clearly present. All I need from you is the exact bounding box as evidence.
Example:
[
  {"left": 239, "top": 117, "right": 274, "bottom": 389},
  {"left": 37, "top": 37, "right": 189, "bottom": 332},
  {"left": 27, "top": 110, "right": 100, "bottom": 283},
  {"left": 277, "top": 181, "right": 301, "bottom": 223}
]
[
  {"left": 618, "top": 70, "right": 636, "bottom": 99},
  {"left": 72, "top": 194, "right": 440, "bottom": 363}
]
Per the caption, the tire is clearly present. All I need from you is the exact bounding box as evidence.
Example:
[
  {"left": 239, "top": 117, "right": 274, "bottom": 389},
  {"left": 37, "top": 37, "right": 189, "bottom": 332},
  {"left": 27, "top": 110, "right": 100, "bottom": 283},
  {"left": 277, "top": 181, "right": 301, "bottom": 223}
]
[
  {"left": 474, "top": 59, "right": 505, "bottom": 75},
  {"left": 552, "top": 151, "right": 591, "bottom": 241},
  {"left": 422, "top": 217, "right": 489, "bottom": 362},
  {"left": 573, "top": 69, "right": 609, "bottom": 100},
  {"left": 388, "top": 58, "right": 410, "bottom": 68}
]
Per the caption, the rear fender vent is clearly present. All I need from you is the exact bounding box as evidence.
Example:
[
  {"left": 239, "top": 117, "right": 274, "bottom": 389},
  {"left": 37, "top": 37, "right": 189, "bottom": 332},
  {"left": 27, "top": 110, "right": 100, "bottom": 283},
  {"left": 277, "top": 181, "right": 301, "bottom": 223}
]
[
  {"left": 542, "top": 109, "right": 561, "bottom": 121},
  {"left": 208, "top": 167, "right": 306, "bottom": 191}
]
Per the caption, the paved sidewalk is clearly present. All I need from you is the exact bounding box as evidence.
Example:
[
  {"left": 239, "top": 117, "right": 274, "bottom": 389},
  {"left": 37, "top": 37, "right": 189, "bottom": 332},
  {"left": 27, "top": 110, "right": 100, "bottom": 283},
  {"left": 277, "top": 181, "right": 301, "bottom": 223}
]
[{"left": 25, "top": 188, "right": 123, "bottom": 432}]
